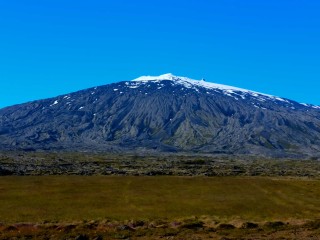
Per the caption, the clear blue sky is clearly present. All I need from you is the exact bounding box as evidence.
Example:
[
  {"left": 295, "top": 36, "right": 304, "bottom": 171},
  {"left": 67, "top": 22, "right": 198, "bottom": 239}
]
[{"left": 1, "top": 0, "right": 320, "bottom": 108}]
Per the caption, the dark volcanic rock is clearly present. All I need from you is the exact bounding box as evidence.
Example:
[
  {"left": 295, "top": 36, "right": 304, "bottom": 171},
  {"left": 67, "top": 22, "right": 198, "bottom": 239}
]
[
  {"left": 0, "top": 73, "right": 320, "bottom": 158},
  {"left": 0, "top": 167, "right": 13, "bottom": 176}
]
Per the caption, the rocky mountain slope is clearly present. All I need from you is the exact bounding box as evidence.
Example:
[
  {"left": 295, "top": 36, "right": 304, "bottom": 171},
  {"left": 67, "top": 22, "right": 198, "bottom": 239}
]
[{"left": 0, "top": 73, "right": 320, "bottom": 158}]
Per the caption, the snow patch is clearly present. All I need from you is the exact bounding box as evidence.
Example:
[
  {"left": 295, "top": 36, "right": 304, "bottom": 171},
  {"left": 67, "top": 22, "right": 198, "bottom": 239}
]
[
  {"left": 50, "top": 100, "right": 58, "bottom": 107},
  {"left": 274, "top": 97, "right": 289, "bottom": 103},
  {"left": 299, "top": 103, "right": 320, "bottom": 109}
]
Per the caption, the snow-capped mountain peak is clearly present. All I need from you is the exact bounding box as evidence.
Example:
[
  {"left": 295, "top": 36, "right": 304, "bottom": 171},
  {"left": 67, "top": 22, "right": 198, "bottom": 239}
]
[
  {"left": 133, "top": 73, "right": 178, "bottom": 81},
  {"left": 132, "top": 73, "right": 281, "bottom": 100},
  {"left": 1, "top": 73, "right": 320, "bottom": 157}
]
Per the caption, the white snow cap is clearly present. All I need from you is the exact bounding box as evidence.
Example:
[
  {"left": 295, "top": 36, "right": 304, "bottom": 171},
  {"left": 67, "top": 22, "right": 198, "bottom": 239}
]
[
  {"left": 130, "top": 73, "right": 320, "bottom": 107},
  {"left": 132, "top": 73, "right": 273, "bottom": 97}
]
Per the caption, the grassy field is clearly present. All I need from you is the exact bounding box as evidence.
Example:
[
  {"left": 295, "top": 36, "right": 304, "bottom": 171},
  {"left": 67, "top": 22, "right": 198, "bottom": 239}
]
[{"left": 0, "top": 176, "right": 320, "bottom": 224}]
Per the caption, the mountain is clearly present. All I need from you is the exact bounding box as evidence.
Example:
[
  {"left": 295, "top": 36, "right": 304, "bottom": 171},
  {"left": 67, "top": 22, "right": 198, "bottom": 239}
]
[{"left": 0, "top": 73, "right": 320, "bottom": 158}]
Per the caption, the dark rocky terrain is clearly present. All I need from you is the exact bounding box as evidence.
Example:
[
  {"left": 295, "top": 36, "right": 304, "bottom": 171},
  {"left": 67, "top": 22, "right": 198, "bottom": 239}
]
[
  {"left": 1, "top": 152, "right": 320, "bottom": 176},
  {"left": 0, "top": 74, "right": 319, "bottom": 158}
]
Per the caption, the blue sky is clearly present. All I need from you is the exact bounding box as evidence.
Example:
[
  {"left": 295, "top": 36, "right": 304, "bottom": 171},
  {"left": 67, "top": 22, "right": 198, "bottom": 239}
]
[{"left": 0, "top": 0, "right": 320, "bottom": 108}]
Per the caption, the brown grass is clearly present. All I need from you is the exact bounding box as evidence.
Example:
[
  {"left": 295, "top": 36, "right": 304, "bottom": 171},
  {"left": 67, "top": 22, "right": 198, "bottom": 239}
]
[{"left": 0, "top": 176, "right": 320, "bottom": 223}]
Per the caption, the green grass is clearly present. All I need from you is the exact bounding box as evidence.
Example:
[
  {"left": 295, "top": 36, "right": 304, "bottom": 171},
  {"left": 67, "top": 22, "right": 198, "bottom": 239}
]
[{"left": 0, "top": 176, "right": 320, "bottom": 223}]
